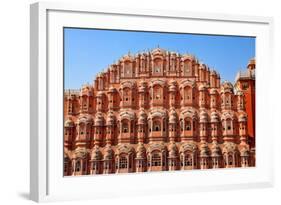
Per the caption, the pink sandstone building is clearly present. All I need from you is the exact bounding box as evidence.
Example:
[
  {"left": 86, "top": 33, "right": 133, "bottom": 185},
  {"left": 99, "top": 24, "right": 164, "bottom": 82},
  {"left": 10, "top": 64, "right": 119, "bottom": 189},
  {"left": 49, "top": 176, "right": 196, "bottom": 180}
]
[{"left": 63, "top": 48, "right": 256, "bottom": 176}]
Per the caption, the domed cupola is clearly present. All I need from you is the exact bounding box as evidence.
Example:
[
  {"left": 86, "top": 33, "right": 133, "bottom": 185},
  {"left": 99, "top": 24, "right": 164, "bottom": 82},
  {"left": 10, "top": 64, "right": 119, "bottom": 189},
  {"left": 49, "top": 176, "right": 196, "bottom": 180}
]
[
  {"left": 210, "top": 112, "right": 219, "bottom": 123},
  {"left": 200, "top": 143, "right": 210, "bottom": 158},
  {"left": 168, "top": 142, "right": 178, "bottom": 158},
  {"left": 106, "top": 111, "right": 115, "bottom": 126},
  {"left": 104, "top": 144, "right": 114, "bottom": 160},
  {"left": 64, "top": 117, "right": 74, "bottom": 127},
  {"left": 94, "top": 112, "right": 104, "bottom": 126},
  {"left": 199, "top": 110, "right": 208, "bottom": 123},
  {"left": 220, "top": 81, "right": 234, "bottom": 94},
  {"left": 91, "top": 145, "right": 102, "bottom": 161},
  {"left": 169, "top": 109, "right": 177, "bottom": 124},
  {"left": 138, "top": 109, "right": 147, "bottom": 124},
  {"left": 211, "top": 142, "right": 221, "bottom": 157},
  {"left": 136, "top": 143, "right": 146, "bottom": 159}
]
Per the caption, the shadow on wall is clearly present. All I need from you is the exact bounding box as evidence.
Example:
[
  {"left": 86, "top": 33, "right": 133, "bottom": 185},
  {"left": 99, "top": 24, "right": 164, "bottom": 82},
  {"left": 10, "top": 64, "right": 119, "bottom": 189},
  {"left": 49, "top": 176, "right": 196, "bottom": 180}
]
[{"left": 17, "top": 192, "right": 29, "bottom": 200}]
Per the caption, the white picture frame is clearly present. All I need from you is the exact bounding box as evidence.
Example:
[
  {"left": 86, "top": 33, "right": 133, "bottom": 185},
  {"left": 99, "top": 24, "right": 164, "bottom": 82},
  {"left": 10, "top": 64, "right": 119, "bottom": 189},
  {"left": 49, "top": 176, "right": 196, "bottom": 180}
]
[{"left": 30, "top": 1, "right": 274, "bottom": 202}]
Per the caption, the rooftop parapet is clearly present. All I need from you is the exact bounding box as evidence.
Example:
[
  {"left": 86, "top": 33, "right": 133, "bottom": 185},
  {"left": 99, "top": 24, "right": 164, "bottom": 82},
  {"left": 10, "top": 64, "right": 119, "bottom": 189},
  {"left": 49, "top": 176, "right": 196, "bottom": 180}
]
[
  {"left": 235, "top": 69, "right": 255, "bottom": 82},
  {"left": 64, "top": 89, "right": 80, "bottom": 96}
]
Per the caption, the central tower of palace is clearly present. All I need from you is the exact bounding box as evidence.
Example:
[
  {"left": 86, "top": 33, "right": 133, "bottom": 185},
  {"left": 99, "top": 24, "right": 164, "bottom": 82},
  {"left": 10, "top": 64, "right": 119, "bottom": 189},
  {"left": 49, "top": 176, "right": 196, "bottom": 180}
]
[{"left": 64, "top": 48, "right": 255, "bottom": 176}]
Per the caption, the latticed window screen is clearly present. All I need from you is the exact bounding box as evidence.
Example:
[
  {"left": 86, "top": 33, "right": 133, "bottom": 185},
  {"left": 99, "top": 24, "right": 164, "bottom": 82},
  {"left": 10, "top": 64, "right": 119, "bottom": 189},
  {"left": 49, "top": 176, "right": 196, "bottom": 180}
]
[
  {"left": 151, "top": 153, "right": 161, "bottom": 166},
  {"left": 119, "top": 156, "right": 128, "bottom": 169},
  {"left": 184, "top": 154, "right": 193, "bottom": 166}
]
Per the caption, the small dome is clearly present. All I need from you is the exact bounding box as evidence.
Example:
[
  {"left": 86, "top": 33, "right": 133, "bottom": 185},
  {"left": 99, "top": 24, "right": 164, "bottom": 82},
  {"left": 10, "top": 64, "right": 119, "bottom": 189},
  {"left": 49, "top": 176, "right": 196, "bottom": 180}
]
[
  {"left": 96, "top": 72, "right": 103, "bottom": 78},
  {"left": 64, "top": 152, "right": 69, "bottom": 159},
  {"left": 64, "top": 117, "right": 74, "bottom": 127},
  {"left": 210, "top": 88, "right": 217, "bottom": 95},
  {"left": 91, "top": 146, "right": 102, "bottom": 160},
  {"left": 94, "top": 112, "right": 104, "bottom": 126},
  {"left": 169, "top": 79, "right": 177, "bottom": 84},
  {"left": 169, "top": 109, "right": 177, "bottom": 123},
  {"left": 138, "top": 81, "right": 147, "bottom": 92},
  {"left": 122, "top": 53, "right": 134, "bottom": 61},
  {"left": 82, "top": 84, "right": 90, "bottom": 89},
  {"left": 199, "top": 84, "right": 207, "bottom": 91},
  {"left": 97, "top": 91, "right": 104, "bottom": 97},
  {"left": 236, "top": 90, "right": 244, "bottom": 96},
  {"left": 108, "top": 86, "right": 116, "bottom": 93},
  {"left": 169, "top": 115, "right": 177, "bottom": 124},
  {"left": 138, "top": 110, "right": 147, "bottom": 124},
  {"left": 152, "top": 47, "right": 165, "bottom": 55},
  {"left": 199, "top": 63, "right": 206, "bottom": 70},
  {"left": 220, "top": 81, "right": 234, "bottom": 93},
  {"left": 200, "top": 143, "right": 209, "bottom": 157},
  {"left": 168, "top": 142, "right": 178, "bottom": 157},
  {"left": 66, "top": 94, "right": 75, "bottom": 100},
  {"left": 80, "top": 85, "right": 93, "bottom": 96},
  {"left": 211, "top": 142, "right": 221, "bottom": 157},
  {"left": 247, "top": 58, "right": 256, "bottom": 69},
  {"left": 109, "top": 65, "right": 115, "bottom": 71},
  {"left": 238, "top": 113, "right": 247, "bottom": 122},
  {"left": 169, "top": 83, "right": 177, "bottom": 92},
  {"left": 211, "top": 112, "right": 219, "bottom": 123},
  {"left": 210, "top": 70, "right": 217, "bottom": 75},
  {"left": 116, "top": 144, "right": 135, "bottom": 155},
  {"left": 179, "top": 142, "right": 197, "bottom": 153},
  {"left": 74, "top": 147, "right": 88, "bottom": 159},
  {"left": 223, "top": 142, "right": 237, "bottom": 153},
  {"left": 106, "top": 111, "right": 115, "bottom": 125},
  {"left": 136, "top": 143, "right": 146, "bottom": 159},
  {"left": 240, "top": 146, "right": 249, "bottom": 157},
  {"left": 199, "top": 111, "right": 208, "bottom": 123},
  {"left": 77, "top": 114, "right": 93, "bottom": 124},
  {"left": 104, "top": 145, "right": 114, "bottom": 160}
]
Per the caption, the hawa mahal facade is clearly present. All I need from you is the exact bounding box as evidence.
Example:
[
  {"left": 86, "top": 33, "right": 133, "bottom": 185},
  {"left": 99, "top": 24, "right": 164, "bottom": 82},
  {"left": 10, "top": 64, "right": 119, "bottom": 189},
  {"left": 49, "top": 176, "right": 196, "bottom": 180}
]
[{"left": 63, "top": 48, "right": 256, "bottom": 176}]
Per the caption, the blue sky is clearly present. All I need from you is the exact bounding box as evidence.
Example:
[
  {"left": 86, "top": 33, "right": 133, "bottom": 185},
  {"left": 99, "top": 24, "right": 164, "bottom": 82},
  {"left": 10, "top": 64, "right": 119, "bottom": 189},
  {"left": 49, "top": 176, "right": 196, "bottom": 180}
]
[{"left": 64, "top": 28, "right": 255, "bottom": 89}]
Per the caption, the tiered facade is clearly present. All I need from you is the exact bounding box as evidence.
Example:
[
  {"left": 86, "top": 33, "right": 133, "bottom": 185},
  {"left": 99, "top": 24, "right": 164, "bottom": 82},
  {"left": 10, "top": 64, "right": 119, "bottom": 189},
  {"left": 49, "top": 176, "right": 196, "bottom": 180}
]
[{"left": 64, "top": 48, "right": 256, "bottom": 176}]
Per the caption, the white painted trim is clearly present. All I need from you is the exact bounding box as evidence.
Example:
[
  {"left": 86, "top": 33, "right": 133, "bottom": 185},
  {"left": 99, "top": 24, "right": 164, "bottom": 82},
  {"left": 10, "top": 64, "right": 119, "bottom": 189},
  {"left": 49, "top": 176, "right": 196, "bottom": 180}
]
[
  {"left": 30, "top": 2, "right": 274, "bottom": 202},
  {"left": 30, "top": 2, "right": 48, "bottom": 202}
]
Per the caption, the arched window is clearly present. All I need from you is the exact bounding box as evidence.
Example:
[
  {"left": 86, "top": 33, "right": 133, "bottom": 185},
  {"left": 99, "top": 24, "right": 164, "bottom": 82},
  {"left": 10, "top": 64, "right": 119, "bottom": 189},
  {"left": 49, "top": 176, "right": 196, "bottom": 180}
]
[
  {"left": 122, "top": 121, "right": 129, "bottom": 133},
  {"left": 153, "top": 120, "right": 161, "bottom": 131},
  {"left": 171, "top": 59, "right": 175, "bottom": 71},
  {"left": 83, "top": 161, "right": 87, "bottom": 172},
  {"left": 224, "top": 155, "right": 227, "bottom": 166},
  {"left": 154, "top": 85, "right": 162, "bottom": 100},
  {"left": 151, "top": 152, "right": 161, "bottom": 166},
  {"left": 184, "top": 154, "right": 193, "bottom": 166},
  {"left": 104, "top": 161, "right": 109, "bottom": 170},
  {"left": 123, "top": 88, "right": 130, "bottom": 102},
  {"left": 184, "top": 61, "right": 192, "bottom": 76},
  {"left": 141, "top": 60, "right": 146, "bottom": 71},
  {"left": 154, "top": 59, "right": 162, "bottom": 74},
  {"left": 184, "top": 87, "right": 192, "bottom": 100},
  {"left": 119, "top": 156, "right": 128, "bottom": 169},
  {"left": 124, "top": 61, "right": 131, "bottom": 76},
  {"left": 184, "top": 62, "right": 190, "bottom": 74},
  {"left": 212, "top": 158, "right": 219, "bottom": 167},
  {"left": 225, "top": 119, "right": 232, "bottom": 131},
  {"left": 185, "top": 119, "right": 192, "bottom": 131},
  {"left": 92, "top": 161, "right": 99, "bottom": 171},
  {"left": 75, "top": 161, "right": 81, "bottom": 172},
  {"left": 228, "top": 154, "right": 233, "bottom": 166},
  {"left": 226, "top": 95, "right": 231, "bottom": 105}
]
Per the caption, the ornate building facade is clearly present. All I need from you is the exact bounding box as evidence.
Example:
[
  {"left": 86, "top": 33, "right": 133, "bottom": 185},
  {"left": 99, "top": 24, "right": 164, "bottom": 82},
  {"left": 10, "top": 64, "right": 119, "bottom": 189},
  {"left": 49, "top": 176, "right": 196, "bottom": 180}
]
[{"left": 63, "top": 48, "right": 256, "bottom": 176}]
